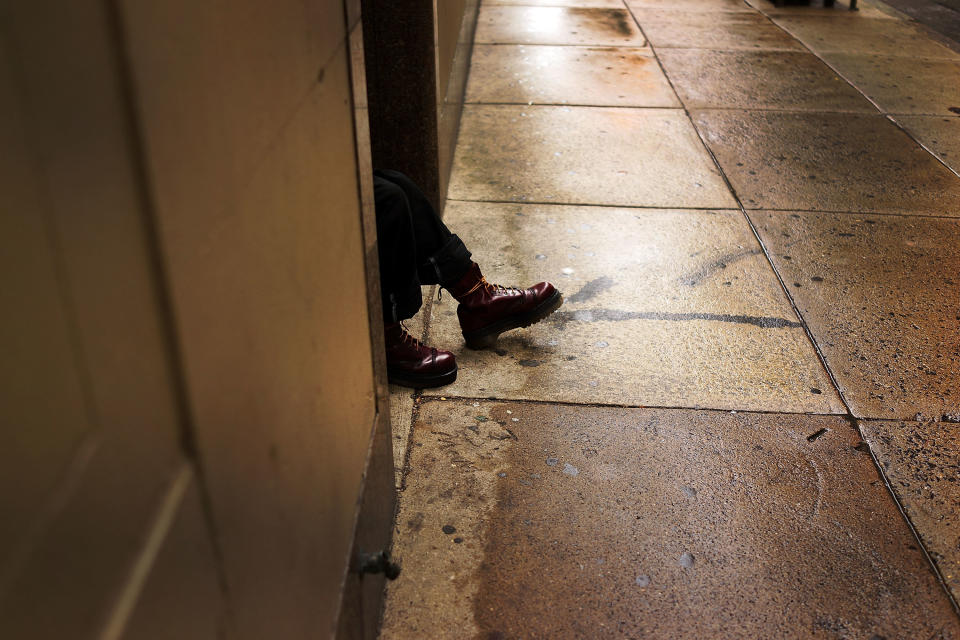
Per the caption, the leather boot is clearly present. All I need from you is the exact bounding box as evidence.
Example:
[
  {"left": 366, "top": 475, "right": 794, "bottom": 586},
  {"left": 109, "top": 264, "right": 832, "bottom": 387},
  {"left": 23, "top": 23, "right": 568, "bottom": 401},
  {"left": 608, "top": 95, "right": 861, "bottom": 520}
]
[
  {"left": 384, "top": 323, "right": 457, "bottom": 388},
  {"left": 446, "top": 262, "right": 563, "bottom": 349}
]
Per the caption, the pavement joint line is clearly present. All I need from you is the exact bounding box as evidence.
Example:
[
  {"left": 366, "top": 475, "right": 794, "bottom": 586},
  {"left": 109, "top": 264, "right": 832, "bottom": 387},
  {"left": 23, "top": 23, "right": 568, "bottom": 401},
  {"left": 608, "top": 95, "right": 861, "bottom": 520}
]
[
  {"left": 396, "top": 392, "right": 426, "bottom": 492},
  {"left": 887, "top": 110, "right": 960, "bottom": 116},
  {"left": 474, "top": 41, "right": 650, "bottom": 47},
  {"left": 850, "top": 414, "right": 960, "bottom": 617},
  {"left": 446, "top": 198, "right": 740, "bottom": 210},
  {"left": 466, "top": 101, "right": 895, "bottom": 115},
  {"left": 674, "top": 106, "right": 882, "bottom": 114},
  {"left": 740, "top": 208, "right": 960, "bottom": 220},
  {"left": 448, "top": 198, "right": 960, "bottom": 220},
  {"left": 471, "top": 41, "right": 652, "bottom": 49},
  {"left": 413, "top": 393, "right": 850, "bottom": 417},
  {"left": 639, "top": 45, "right": 819, "bottom": 51},
  {"left": 885, "top": 114, "right": 960, "bottom": 180},
  {"left": 629, "top": 1, "right": 960, "bottom": 612},
  {"left": 480, "top": 1, "right": 634, "bottom": 7},
  {"left": 686, "top": 106, "right": 890, "bottom": 115},
  {"left": 465, "top": 101, "right": 684, "bottom": 109}
]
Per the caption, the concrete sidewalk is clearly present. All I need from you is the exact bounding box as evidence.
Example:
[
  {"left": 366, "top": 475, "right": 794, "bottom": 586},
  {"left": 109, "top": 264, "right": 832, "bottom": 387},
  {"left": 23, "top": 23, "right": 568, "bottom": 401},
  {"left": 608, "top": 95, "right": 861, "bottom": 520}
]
[{"left": 382, "top": 0, "right": 960, "bottom": 636}]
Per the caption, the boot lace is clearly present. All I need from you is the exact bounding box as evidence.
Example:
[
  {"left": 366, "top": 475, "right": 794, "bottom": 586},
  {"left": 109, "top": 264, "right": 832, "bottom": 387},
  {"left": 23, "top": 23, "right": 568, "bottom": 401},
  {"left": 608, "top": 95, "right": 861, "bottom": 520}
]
[
  {"left": 479, "top": 277, "right": 522, "bottom": 296},
  {"left": 399, "top": 323, "right": 425, "bottom": 349},
  {"left": 443, "top": 278, "right": 522, "bottom": 301}
]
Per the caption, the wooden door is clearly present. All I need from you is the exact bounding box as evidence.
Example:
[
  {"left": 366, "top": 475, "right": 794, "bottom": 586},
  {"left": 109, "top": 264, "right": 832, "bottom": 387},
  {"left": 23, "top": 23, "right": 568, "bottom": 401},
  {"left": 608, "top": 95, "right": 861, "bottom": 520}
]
[{"left": 1, "top": 1, "right": 393, "bottom": 637}]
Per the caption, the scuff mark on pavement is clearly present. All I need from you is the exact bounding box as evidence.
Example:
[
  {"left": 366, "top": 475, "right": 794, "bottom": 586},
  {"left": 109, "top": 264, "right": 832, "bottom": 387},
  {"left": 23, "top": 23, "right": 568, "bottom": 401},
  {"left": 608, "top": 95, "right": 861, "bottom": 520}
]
[
  {"left": 679, "top": 248, "right": 762, "bottom": 286},
  {"left": 568, "top": 276, "right": 615, "bottom": 303},
  {"left": 803, "top": 454, "right": 825, "bottom": 520},
  {"left": 549, "top": 308, "right": 803, "bottom": 329}
]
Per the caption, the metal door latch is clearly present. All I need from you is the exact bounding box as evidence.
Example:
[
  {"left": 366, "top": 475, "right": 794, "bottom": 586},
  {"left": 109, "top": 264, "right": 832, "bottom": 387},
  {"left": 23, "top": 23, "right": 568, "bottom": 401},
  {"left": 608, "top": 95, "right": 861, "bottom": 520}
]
[{"left": 357, "top": 550, "right": 401, "bottom": 580}]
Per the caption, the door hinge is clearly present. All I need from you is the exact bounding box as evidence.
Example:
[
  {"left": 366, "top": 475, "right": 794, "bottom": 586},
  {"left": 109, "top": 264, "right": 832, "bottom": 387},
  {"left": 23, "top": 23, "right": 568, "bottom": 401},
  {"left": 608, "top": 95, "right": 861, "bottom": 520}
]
[{"left": 357, "top": 550, "right": 401, "bottom": 580}]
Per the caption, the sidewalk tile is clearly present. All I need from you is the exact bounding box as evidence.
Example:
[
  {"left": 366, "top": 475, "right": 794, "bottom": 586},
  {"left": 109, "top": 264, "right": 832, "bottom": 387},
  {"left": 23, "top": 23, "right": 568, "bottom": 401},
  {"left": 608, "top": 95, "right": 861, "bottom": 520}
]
[
  {"left": 381, "top": 401, "right": 959, "bottom": 639},
  {"left": 423, "top": 202, "right": 842, "bottom": 413},
  {"left": 466, "top": 45, "right": 680, "bottom": 107},
  {"left": 476, "top": 6, "right": 646, "bottom": 45},
  {"left": 772, "top": 15, "right": 960, "bottom": 59},
  {"left": 635, "top": 11, "right": 806, "bottom": 50},
  {"left": 659, "top": 49, "right": 874, "bottom": 111},
  {"left": 894, "top": 115, "right": 960, "bottom": 173},
  {"left": 694, "top": 110, "right": 960, "bottom": 214},
  {"left": 625, "top": 0, "right": 755, "bottom": 12},
  {"left": 751, "top": 210, "right": 960, "bottom": 419},
  {"left": 485, "top": 0, "right": 624, "bottom": 5},
  {"left": 825, "top": 54, "right": 960, "bottom": 116},
  {"left": 748, "top": 0, "right": 905, "bottom": 19},
  {"left": 860, "top": 418, "right": 960, "bottom": 604},
  {"left": 450, "top": 104, "right": 735, "bottom": 208}
]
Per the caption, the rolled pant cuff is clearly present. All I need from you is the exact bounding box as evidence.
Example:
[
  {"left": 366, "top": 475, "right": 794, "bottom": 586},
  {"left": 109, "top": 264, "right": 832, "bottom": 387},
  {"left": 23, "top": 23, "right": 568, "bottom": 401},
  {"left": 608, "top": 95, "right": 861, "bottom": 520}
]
[
  {"left": 423, "top": 234, "right": 472, "bottom": 286},
  {"left": 384, "top": 287, "right": 423, "bottom": 324}
]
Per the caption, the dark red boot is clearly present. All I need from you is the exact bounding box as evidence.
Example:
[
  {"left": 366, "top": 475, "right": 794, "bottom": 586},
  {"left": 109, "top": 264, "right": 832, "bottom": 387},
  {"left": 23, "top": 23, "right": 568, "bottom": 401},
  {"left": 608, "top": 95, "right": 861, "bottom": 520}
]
[
  {"left": 384, "top": 323, "right": 457, "bottom": 388},
  {"left": 446, "top": 263, "right": 563, "bottom": 349}
]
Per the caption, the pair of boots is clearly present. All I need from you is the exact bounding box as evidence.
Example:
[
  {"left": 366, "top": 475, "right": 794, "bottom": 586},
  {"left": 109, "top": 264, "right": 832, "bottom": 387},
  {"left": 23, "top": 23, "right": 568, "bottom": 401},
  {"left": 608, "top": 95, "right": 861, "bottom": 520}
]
[{"left": 385, "top": 262, "right": 562, "bottom": 388}]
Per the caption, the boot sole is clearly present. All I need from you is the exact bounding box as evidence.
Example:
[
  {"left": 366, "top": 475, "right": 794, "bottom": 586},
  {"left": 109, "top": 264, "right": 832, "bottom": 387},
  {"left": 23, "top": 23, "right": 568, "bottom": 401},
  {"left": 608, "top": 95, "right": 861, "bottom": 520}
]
[
  {"left": 387, "top": 365, "right": 458, "bottom": 389},
  {"left": 463, "top": 290, "right": 564, "bottom": 350}
]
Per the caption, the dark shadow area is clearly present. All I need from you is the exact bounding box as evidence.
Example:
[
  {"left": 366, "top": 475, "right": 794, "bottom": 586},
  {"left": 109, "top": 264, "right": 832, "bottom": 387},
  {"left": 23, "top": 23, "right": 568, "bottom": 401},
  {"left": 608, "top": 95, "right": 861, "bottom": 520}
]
[{"left": 878, "top": 0, "right": 960, "bottom": 50}]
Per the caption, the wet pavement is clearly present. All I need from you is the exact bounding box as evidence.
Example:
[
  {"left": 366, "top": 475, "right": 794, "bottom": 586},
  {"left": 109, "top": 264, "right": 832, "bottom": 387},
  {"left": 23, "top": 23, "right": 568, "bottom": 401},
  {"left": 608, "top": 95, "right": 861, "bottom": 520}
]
[
  {"left": 382, "top": 0, "right": 960, "bottom": 636},
  {"left": 752, "top": 211, "right": 960, "bottom": 419},
  {"left": 385, "top": 402, "right": 958, "bottom": 638}
]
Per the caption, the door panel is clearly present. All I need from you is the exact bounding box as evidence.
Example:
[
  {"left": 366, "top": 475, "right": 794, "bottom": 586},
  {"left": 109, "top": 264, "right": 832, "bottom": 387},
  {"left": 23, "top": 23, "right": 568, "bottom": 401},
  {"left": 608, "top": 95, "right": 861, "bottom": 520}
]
[
  {"left": 118, "top": 3, "right": 385, "bottom": 636},
  {"left": 121, "top": 471, "right": 226, "bottom": 640},
  {"left": 2, "top": 1, "right": 389, "bottom": 636},
  {"left": 0, "top": 41, "right": 93, "bottom": 562},
  {"left": 0, "top": 2, "right": 190, "bottom": 637}
]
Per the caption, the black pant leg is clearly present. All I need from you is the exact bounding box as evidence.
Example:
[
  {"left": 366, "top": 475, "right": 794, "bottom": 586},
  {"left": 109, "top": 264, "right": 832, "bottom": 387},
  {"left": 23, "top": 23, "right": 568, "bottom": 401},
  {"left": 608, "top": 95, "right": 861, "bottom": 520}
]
[
  {"left": 374, "top": 174, "right": 423, "bottom": 323},
  {"left": 374, "top": 169, "right": 472, "bottom": 286}
]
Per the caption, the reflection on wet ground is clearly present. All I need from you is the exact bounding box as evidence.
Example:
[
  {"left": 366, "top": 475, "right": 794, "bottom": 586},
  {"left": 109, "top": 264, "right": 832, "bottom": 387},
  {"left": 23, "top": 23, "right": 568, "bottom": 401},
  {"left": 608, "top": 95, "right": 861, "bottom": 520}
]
[{"left": 383, "top": 0, "right": 960, "bottom": 636}]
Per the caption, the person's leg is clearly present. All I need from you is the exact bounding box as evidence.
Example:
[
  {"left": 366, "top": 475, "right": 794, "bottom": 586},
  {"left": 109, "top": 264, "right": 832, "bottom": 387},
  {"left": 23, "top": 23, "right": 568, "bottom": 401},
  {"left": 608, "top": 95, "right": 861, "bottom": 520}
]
[
  {"left": 374, "top": 173, "right": 456, "bottom": 388},
  {"left": 374, "top": 174, "right": 423, "bottom": 324},
  {"left": 376, "top": 169, "right": 563, "bottom": 352},
  {"left": 374, "top": 169, "right": 472, "bottom": 286}
]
